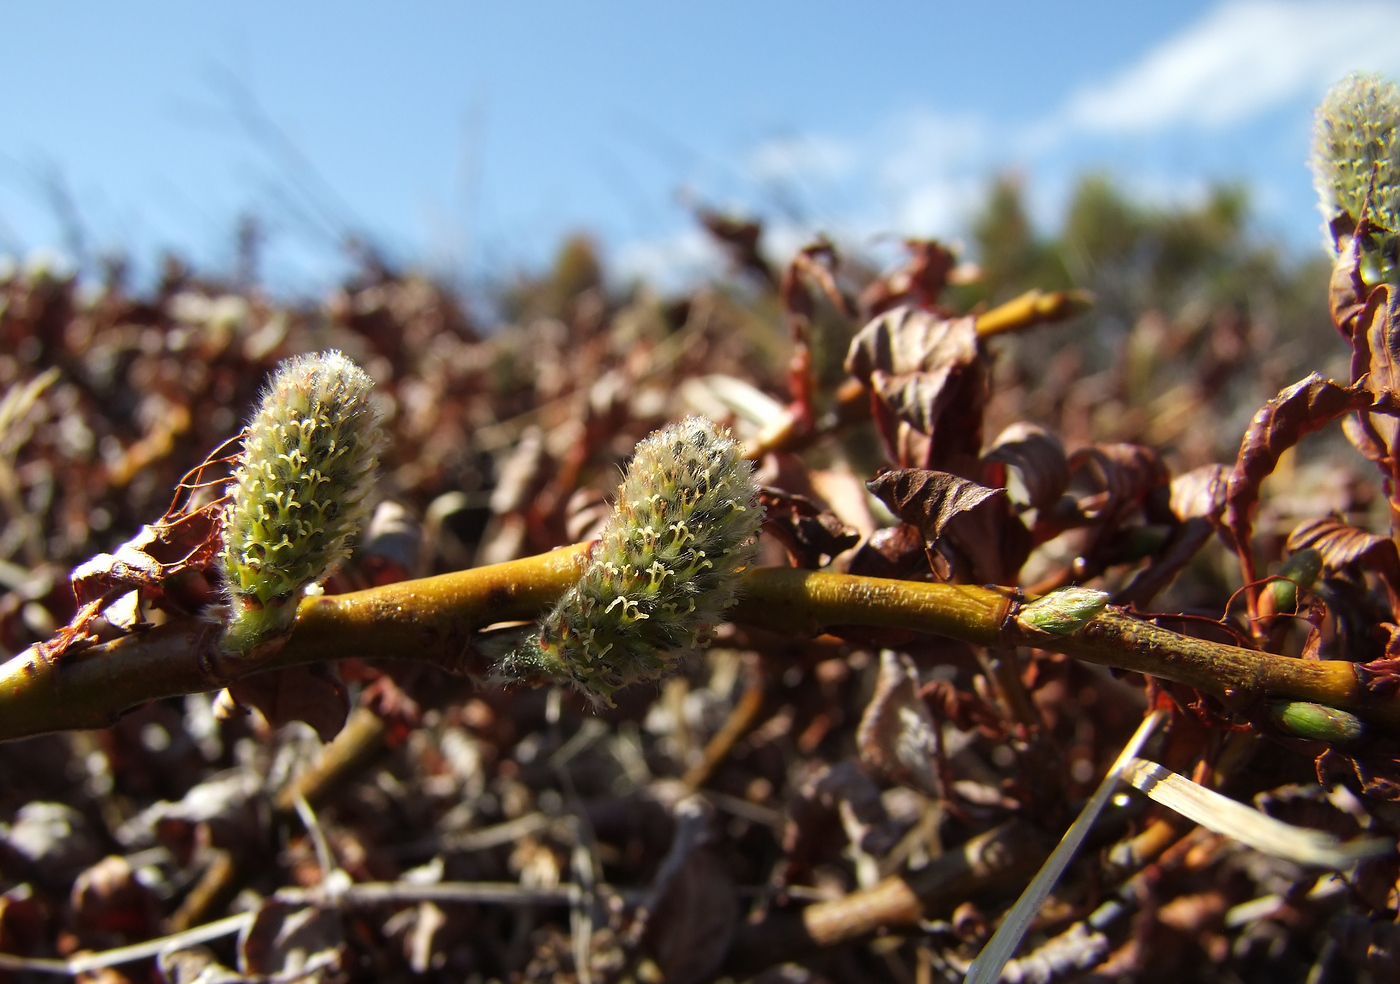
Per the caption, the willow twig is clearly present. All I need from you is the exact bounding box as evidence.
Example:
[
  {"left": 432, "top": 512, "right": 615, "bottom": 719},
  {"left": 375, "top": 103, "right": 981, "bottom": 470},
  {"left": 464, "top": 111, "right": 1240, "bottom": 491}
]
[{"left": 1, "top": 550, "right": 1395, "bottom": 741}]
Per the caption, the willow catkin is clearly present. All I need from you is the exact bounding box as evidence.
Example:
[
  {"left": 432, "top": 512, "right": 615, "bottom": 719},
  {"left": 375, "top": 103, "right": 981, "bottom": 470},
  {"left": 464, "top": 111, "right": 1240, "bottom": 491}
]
[
  {"left": 505, "top": 416, "right": 763, "bottom": 705},
  {"left": 218, "top": 351, "right": 384, "bottom": 655},
  {"left": 1311, "top": 72, "right": 1400, "bottom": 277}
]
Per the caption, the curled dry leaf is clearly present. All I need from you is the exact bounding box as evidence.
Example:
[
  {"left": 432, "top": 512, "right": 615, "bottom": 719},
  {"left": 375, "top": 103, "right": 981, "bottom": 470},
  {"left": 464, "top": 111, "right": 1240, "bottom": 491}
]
[
  {"left": 43, "top": 442, "right": 230, "bottom": 662},
  {"left": 845, "top": 306, "right": 987, "bottom": 472},
  {"left": 1355, "top": 285, "right": 1400, "bottom": 403},
  {"left": 70, "top": 855, "right": 163, "bottom": 942},
  {"left": 694, "top": 206, "right": 774, "bottom": 286},
  {"left": 642, "top": 798, "right": 738, "bottom": 984},
  {"left": 867, "top": 470, "right": 1002, "bottom": 540},
  {"left": 1169, "top": 463, "right": 1230, "bottom": 524},
  {"left": 867, "top": 469, "right": 1031, "bottom": 583},
  {"left": 1067, "top": 442, "right": 1172, "bottom": 527},
  {"left": 859, "top": 239, "right": 957, "bottom": 316},
  {"left": 846, "top": 522, "right": 929, "bottom": 579},
  {"left": 780, "top": 239, "right": 853, "bottom": 323},
  {"left": 239, "top": 900, "right": 346, "bottom": 983},
  {"left": 1222, "top": 374, "right": 1376, "bottom": 577},
  {"left": 757, "top": 487, "right": 861, "bottom": 569},
  {"left": 1114, "top": 464, "right": 1228, "bottom": 608},
  {"left": 781, "top": 761, "right": 899, "bottom": 879},
  {"left": 982, "top": 422, "right": 1070, "bottom": 511},
  {"left": 1328, "top": 214, "right": 1372, "bottom": 340},
  {"left": 856, "top": 650, "right": 942, "bottom": 798},
  {"left": 223, "top": 664, "right": 351, "bottom": 743},
  {"left": 1287, "top": 517, "right": 1400, "bottom": 584}
]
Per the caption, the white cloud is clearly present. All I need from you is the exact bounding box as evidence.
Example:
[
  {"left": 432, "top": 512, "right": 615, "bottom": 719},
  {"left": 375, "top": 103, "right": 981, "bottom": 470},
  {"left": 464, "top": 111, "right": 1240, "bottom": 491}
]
[
  {"left": 614, "top": 1, "right": 1400, "bottom": 278},
  {"left": 745, "top": 134, "right": 857, "bottom": 185},
  {"left": 612, "top": 225, "right": 722, "bottom": 292},
  {"left": 1064, "top": 0, "right": 1400, "bottom": 134}
]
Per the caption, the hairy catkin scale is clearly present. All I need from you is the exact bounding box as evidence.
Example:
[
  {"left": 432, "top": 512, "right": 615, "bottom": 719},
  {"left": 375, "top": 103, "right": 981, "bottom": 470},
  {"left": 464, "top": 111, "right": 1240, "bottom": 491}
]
[
  {"left": 505, "top": 416, "right": 763, "bottom": 705},
  {"left": 1311, "top": 73, "right": 1400, "bottom": 280},
  {"left": 219, "top": 351, "right": 384, "bottom": 655}
]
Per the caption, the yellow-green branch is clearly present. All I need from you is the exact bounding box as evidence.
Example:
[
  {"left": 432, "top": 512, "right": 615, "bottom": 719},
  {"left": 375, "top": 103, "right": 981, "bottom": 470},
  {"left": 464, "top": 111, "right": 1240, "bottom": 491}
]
[{"left": 0, "top": 548, "right": 1391, "bottom": 741}]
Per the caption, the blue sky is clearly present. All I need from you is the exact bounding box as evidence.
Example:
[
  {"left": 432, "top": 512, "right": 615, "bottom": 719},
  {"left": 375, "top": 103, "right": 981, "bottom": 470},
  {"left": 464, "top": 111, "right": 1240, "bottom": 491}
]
[{"left": 3, "top": 1, "right": 1400, "bottom": 292}]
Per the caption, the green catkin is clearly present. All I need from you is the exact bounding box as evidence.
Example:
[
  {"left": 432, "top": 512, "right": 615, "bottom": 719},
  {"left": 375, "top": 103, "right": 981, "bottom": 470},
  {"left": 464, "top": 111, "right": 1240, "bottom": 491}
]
[
  {"left": 1311, "top": 73, "right": 1400, "bottom": 280},
  {"left": 505, "top": 416, "right": 763, "bottom": 705},
  {"left": 218, "top": 351, "right": 384, "bottom": 655}
]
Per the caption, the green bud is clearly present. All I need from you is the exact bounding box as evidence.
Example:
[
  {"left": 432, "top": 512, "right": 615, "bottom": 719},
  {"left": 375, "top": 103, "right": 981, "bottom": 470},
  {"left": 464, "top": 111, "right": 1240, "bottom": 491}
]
[
  {"left": 1311, "top": 73, "right": 1400, "bottom": 279},
  {"left": 505, "top": 416, "right": 763, "bottom": 705},
  {"left": 219, "top": 351, "right": 385, "bottom": 655},
  {"left": 1264, "top": 547, "right": 1323, "bottom": 618},
  {"left": 1266, "top": 700, "right": 1365, "bottom": 744},
  {"left": 1016, "top": 587, "right": 1110, "bottom": 636}
]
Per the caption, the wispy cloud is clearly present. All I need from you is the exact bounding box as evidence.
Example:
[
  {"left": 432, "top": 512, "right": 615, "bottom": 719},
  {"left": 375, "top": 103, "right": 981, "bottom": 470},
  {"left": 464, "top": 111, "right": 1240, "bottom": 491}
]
[
  {"left": 619, "top": 1, "right": 1400, "bottom": 285},
  {"left": 1063, "top": 0, "right": 1400, "bottom": 134}
]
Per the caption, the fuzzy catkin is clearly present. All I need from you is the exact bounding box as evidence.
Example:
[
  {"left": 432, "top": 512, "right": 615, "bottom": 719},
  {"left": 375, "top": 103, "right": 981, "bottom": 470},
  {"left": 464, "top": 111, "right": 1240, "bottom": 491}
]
[
  {"left": 1311, "top": 73, "right": 1400, "bottom": 275},
  {"left": 505, "top": 416, "right": 763, "bottom": 705},
  {"left": 219, "top": 351, "right": 384, "bottom": 655}
]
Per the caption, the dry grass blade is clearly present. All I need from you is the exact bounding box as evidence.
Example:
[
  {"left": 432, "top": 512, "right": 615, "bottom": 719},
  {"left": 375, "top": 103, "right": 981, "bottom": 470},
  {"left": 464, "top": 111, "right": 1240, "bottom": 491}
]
[
  {"left": 964, "top": 709, "right": 1166, "bottom": 984},
  {"left": 1122, "top": 758, "right": 1393, "bottom": 868}
]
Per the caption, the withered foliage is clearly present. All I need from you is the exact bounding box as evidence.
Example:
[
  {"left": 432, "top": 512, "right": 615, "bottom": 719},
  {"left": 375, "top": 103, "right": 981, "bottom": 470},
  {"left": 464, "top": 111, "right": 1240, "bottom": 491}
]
[{"left": 0, "top": 182, "right": 1398, "bottom": 984}]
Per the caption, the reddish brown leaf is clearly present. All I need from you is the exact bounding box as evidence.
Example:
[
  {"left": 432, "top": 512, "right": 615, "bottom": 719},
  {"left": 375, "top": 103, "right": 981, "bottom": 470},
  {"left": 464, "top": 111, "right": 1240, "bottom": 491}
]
[
  {"left": 867, "top": 469, "right": 1002, "bottom": 540},
  {"left": 643, "top": 799, "right": 738, "bottom": 984},
  {"left": 694, "top": 206, "right": 774, "bottom": 286},
  {"left": 1223, "top": 374, "right": 1376, "bottom": 582},
  {"left": 1169, "top": 463, "right": 1229, "bottom": 523},
  {"left": 238, "top": 900, "right": 345, "bottom": 981},
  {"left": 1287, "top": 517, "right": 1400, "bottom": 575},
  {"left": 42, "top": 441, "right": 229, "bottom": 662},
  {"left": 859, "top": 239, "right": 957, "bottom": 316},
  {"left": 225, "top": 664, "right": 350, "bottom": 742},
  {"left": 846, "top": 307, "right": 987, "bottom": 471},
  {"left": 1328, "top": 213, "right": 1373, "bottom": 340},
  {"left": 983, "top": 422, "right": 1070, "bottom": 510},
  {"left": 1355, "top": 284, "right": 1400, "bottom": 407},
  {"left": 1113, "top": 465, "right": 1229, "bottom": 609},
  {"left": 1068, "top": 443, "right": 1171, "bottom": 524},
  {"left": 758, "top": 487, "right": 861, "bottom": 569},
  {"left": 867, "top": 469, "right": 1031, "bottom": 583},
  {"left": 780, "top": 238, "right": 852, "bottom": 323},
  {"left": 70, "top": 855, "right": 163, "bottom": 942},
  {"left": 781, "top": 761, "right": 899, "bottom": 877},
  {"left": 847, "top": 523, "right": 928, "bottom": 579},
  {"left": 857, "top": 650, "right": 942, "bottom": 797}
]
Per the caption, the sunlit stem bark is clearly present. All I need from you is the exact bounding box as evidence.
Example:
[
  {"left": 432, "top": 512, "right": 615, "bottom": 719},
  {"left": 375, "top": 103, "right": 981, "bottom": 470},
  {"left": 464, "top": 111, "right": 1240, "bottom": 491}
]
[{"left": 0, "top": 548, "right": 1390, "bottom": 741}]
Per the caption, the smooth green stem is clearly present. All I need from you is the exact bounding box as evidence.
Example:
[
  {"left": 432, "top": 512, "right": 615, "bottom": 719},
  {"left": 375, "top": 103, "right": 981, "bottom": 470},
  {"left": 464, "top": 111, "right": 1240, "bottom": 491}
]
[{"left": 0, "top": 552, "right": 1392, "bottom": 741}]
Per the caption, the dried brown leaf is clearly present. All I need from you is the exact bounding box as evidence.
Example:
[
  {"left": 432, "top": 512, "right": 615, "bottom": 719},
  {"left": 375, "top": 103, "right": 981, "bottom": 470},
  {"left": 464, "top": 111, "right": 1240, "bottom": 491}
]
[
  {"left": 1357, "top": 285, "right": 1400, "bottom": 400},
  {"left": 1223, "top": 374, "right": 1375, "bottom": 575},
  {"left": 1287, "top": 517, "right": 1400, "bottom": 577},
  {"left": 867, "top": 469, "right": 1003, "bottom": 540},
  {"left": 857, "top": 650, "right": 942, "bottom": 798},
  {"left": 70, "top": 855, "right": 162, "bottom": 942},
  {"left": 1113, "top": 464, "right": 1229, "bottom": 607},
  {"left": 859, "top": 239, "right": 957, "bottom": 316},
  {"left": 1169, "top": 463, "right": 1229, "bottom": 523},
  {"left": 758, "top": 487, "right": 861, "bottom": 569},
  {"left": 780, "top": 238, "right": 852, "bottom": 322},
  {"left": 225, "top": 664, "right": 350, "bottom": 743},
  {"left": 847, "top": 523, "right": 929, "bottom": 579},
  {"left": 1068, "top": 443, "right": 1171, "bottom": 524},
  {"left": 238, "top": 900, "right": 345, "bottom": 983},
  {"left": 983, "top": 422, "right": 1070, "bottom": 510},
  {"left": 867, "top": 469, "right": 1031, "bottom": 583},
  {"left": 1329, "top": 213, "right": 1373, "bottom": 340},
  {"left": 846, "top": 306, "right": 987, "bottom": 471},
  {"left": 695, "top": 207, "right": 774, "bottom": 285},
  {"left": 644, "top": 843, "right": 736, "bottom": 984}
]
